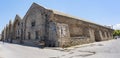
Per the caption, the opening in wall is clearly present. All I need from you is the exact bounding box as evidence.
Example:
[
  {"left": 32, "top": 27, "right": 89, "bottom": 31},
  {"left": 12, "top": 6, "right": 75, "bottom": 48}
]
[
  {"left": 31, "top": 21, "right": 36, "bottom": 27},
  {"left": 28, "top": 32, "right": 31, "bottom": 40},
  {"left": 35, "top": 31, "right": 39, "bottom": 39},
  {"left": 94, "top": 31, "right": 101, "bottom": 42}
]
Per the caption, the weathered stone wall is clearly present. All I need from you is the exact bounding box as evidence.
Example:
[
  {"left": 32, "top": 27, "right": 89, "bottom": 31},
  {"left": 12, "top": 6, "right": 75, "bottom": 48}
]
[
  {"left": 47, "top": 22, "right": 58, "bottom": 47},
  {"left": 1, "top": 3, "right": 114, "bottom": 47},
  {"left": 53, "top": 14, "right": 114, "bottom": 47},
  {"left": 24, "top": 3, "right": 46, "bottom": 40},
  {"left": 56, "top": 23, "right": 71, "bottom": 47},
  {"left": 22, "top": 3, "right": 56, "bottom": 46},
  {"left": 12, "top": 15, "right": 22, "bottom": 43}
]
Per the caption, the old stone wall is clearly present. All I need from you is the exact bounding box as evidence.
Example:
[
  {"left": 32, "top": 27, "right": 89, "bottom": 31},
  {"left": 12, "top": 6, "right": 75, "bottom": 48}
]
[
  {"left": 1, "top": 3, "right": 114, "bottom": 47},
  {"left": 53, "top": 13, "right": 114, "bottom": 47},
  {"left": 22, "top": 3, "right": 56, "bottom": 46},
  {"left": 47, "top": 22, "right": 58, "bottom": 47},
  {"left": 23, "top": 3, "right": 47, "bottom": 41},
  {"left": 12, "top": 15, "right": 22, "bottom": 43},
  {"left": 56, "top": 23, "right": 71, "bottom": 47}
]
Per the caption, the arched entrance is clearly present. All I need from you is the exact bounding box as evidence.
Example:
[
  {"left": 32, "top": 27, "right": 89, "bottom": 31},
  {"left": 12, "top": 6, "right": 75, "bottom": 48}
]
[{"left": 94, "top": 30, "right": 102, "bottom": 42}]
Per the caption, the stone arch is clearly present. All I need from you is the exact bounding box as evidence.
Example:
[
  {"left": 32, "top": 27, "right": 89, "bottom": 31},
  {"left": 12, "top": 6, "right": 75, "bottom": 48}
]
[
  {"left": 13, "top": 15, "right": 21, "bottom": 40},
  {"left": 24, "top": 9, "right": 46, "bottom": 40},
  {"left": 94, "top": 30, "right": 102, "bottom": 42}
]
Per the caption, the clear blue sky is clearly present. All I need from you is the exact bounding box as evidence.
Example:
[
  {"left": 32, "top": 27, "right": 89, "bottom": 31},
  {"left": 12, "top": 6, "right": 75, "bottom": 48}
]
[{"left": 0, "top": 0, "right": 120, "bottom": 33}]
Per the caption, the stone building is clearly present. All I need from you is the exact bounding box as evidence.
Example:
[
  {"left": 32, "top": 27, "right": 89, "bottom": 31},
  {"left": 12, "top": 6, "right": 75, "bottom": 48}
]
[
  {"left": 1, "top": 3, "right": 114, "bottom": 47},
  {"left": 0, "top": 34, "right": 1, "bottom": 40}
]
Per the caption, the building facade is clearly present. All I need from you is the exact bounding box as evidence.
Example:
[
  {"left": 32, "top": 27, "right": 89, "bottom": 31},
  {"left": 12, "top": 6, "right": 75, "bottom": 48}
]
[{"left": 1, "top": 3, "right": 114, "bottom": 47}]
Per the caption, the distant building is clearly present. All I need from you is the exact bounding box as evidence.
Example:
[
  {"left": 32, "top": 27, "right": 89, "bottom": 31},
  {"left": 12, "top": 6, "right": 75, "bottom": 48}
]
[
  {"left": 104, "top": 25, "right": 113, "bottom": 29},
  {"left": 1, "top": 3, "right": 114, "bottom": 47}
]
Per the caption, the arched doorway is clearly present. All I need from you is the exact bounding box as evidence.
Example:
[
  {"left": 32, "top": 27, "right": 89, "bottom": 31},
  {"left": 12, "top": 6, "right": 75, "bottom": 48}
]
[{"left": 94, "top": 30, "right": 102, "bottom": 42}]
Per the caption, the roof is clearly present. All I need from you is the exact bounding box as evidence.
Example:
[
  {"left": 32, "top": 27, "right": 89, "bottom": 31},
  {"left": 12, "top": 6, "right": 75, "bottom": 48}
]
[
  {"left": 50, "top": 9, "right": 113, "bottom": 30},
  {"left": 24, "top": 2, "right": 114, "bottom": 30}
]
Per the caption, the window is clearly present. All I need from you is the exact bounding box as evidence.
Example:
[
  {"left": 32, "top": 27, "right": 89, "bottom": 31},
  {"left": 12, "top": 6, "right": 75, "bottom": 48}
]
[
  {"left": 21, "top": 22, "right": 23, "bottom": 27},
  {"left": 45, "top": 14, "right": 48, "bottom": 19},
  {"left": 18, "top": 22, "right": 20, "bottom": 26},
  {"left": 45, "top": 14, "right": 47, "bottom": 17},
  {"left": 28, "top": 32, "right": 31, "bottom": 40},
  {"left": 35, "top": 31, "right": 39, "bottom": 39},
  {"left": 18, "top": 30, "right": 19, "bottom": 35},
  {"left": 31, "top": 21, "right": 35, "bottom": 27}
]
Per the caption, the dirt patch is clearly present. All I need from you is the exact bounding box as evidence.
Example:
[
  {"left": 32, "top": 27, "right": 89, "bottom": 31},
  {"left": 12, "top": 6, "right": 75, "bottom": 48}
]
[
  {"left": 78, "top": 50, "right": 96, "bottom": 57},
  {"left": 61, "top": 55, "right": 66, "bottom": 57},
  {"left": 75, "top": 53, "right": 94, "bottom": 57},
  {"left": 52, "top": 48, "right": 71, "bottom": 52},
  {"left": 97, "top": 44, "right": 104, "bottom": 46},
  {"left": 69, "top": 52, "right": 74, "bottom": 54},
  {"left": 73, "top": 44, "right": 104, "bottom": 50},
  {"left": 72, "top": 44, "right": 96, "bottom": 50},
  {"left": 52, "top": 43, "right": 103, "bottom": 52},
  {"left": 49, "top": 56, "right": 59, "bottom": 58},
  {"left": 69, "top": 56, "right": 74, "bottom": 58},
  {"left": 69, "top": 51, "right": 96, "bottom": 58}
]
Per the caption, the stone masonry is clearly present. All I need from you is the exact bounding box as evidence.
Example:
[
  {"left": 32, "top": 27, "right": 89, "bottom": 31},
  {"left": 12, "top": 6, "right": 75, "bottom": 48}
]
[{"left": 1, "top": 3, "right": 114, "bottom": 47}]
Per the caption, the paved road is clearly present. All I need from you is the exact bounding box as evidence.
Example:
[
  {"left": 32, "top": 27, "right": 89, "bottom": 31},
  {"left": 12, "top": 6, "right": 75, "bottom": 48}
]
[{"left": 0, "top": 39, "right": 120, "bottom": 58}]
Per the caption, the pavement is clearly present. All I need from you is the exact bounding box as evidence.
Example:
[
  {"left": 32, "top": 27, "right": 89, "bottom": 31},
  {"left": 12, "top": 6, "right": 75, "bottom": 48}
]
[{"left": 0, "top": 39, "right": 120, "bottom": 58}]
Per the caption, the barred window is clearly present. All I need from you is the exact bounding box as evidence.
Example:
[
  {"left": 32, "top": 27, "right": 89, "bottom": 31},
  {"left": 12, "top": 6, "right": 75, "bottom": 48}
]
[
  {"left": 18, "top": 22, "right": 20, "bottom": 26},
  {"left": 31, "top": 21, "right": 35, "bottom": 27}
]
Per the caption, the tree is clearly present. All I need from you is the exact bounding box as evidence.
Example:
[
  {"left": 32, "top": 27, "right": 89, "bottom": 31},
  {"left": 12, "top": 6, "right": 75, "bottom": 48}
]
[{"left": 113, "top": 30, "right": 120, "bottom": 36}]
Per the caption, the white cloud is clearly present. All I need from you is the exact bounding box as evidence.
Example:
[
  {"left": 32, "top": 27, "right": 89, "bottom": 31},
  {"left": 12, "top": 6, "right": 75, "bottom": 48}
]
[{"left": 113, "top": 24, "right": 120, "bottom": 30}]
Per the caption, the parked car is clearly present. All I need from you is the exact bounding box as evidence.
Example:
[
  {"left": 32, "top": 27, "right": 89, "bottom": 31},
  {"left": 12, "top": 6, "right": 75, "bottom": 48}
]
[{"left": 114, "top": 36, "right": 120, "bottom": 39}]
